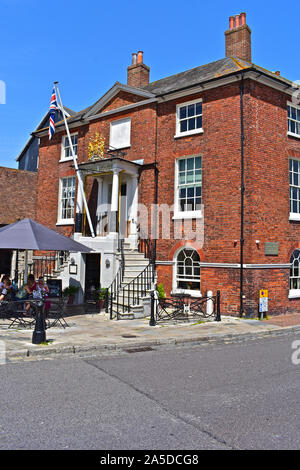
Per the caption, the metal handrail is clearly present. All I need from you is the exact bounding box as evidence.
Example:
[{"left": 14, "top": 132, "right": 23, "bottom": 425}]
[{"left": 105, "top": 238, "right": 125, "bottom": 317}]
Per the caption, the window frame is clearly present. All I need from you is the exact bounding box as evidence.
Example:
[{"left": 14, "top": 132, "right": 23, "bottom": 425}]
[
  {"left": 289, "top": 158, "right": 300, "bottom": 221},
  {"left": 287, "top": 101, "right": 300, "bottom": 139},
  {"left": 175, "top": 98, "right": 203, "bottom": 138},
  {"left": 60, "top": 133, "right": 78, "bottom": 162},
  {"left": 109, "top": 117, "right": 131, "bottom": 150},
  {"left": 172, "top": 247, "right": 201, "bottom": 297},
  {"left": 173, "top": 156, "right": 202, "bottom": 220},
  {"left": 289, "top": 249, "right": 300, "bottom": 298},
  {"left": 56, "top": 176, "right": 76, "bottom": 225}
]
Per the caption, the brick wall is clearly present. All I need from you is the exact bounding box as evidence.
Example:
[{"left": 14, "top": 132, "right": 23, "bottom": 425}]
[
  {"left": 36, "top": 77, "right": 300, "bottom": 316},
  {"left": 0, "top": 167, "right": 37, "bottom": 224}
]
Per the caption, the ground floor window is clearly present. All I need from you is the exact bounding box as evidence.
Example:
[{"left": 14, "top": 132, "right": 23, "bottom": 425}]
[
  {"left": 58, "top": 176, "right": 76, "bottom": 223},
  {"left": 290, "top": 250, "right": 300, "bottom": 294},
  {"left": 176, "top": 248, "right": 200, "bottom": 291}
]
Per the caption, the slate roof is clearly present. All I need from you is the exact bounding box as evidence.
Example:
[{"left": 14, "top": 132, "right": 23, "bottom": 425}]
[{"left": 34, "top": 56, "right": 296, "bottom": 136}]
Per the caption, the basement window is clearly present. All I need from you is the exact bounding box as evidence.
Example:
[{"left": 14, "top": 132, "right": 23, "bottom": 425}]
[
  {"left": 175, "top": 99, "right": 203, "bottom": 138},
  {"left": 288, "top": 103, "right": 300, "bottom": 138}
]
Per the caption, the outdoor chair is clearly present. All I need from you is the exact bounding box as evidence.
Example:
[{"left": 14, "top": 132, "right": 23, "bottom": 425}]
[
  {"left": 1, "top": 300, "right": 37, "bottom": 329},
  {"left": 46, "top": 297, "right": 69, "bottom": 329}
]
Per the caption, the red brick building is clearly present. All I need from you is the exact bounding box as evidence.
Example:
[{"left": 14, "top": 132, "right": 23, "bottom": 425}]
[
  {"left": 34, "top": 12, "right": 300, "bottom": 317},
  {"left": 0, "top": 167, "right": 37, "bottom": 275}
]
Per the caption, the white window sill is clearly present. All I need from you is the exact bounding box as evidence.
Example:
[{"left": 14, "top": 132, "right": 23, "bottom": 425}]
[
  {"left": 109, "top": 145, "right": 131, "bottom": 151},
  {"left": 171, "top": 289, "right": 202, "bottom": 298},
  {"left": 289, "top": 213, "right": 300, "bottom": 221},
  {"left": 289, "top": 290, "right": 300, "bottom": 299},
  {"left": 173, "top": 212, "right": 202, "bottom": 220},
  {"left": 59, "top": 156, "right": 77, "bottom": 163},
  {"left": 56, "top": 220, "right": 74, "bottom": 226},
  {"left": 174, "top": 129, "right": 204, "bottom": 139},
  {"left": 287, "top": 131, "right": 300, "bottom": 139}
]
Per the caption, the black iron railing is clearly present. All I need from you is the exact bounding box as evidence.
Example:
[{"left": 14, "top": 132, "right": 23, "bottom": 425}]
[
  {"left": 153, "top": 290, "right": 221, "bottom": 324},
  {"left": 138, "top": 230, "right": 155, "bottom": 265},
  {"left": 106, "top": 232, "right": 156, "bottom": 320},
  {"left": 105, "top": 238, "right": 125, "bottom": 317},
  {"left": 18, "top": 251, "right": 69, "bottom": 286},
  {"left": 111, "top": 262, "right": 155, "bottom": 320}
]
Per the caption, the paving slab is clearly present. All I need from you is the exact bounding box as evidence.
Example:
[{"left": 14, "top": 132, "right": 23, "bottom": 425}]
[{"left": 1, "top": 311, "right": 300, "bottom": 363}]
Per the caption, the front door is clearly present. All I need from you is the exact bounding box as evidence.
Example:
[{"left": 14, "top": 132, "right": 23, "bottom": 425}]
[
  {"left": 119, "top": 183, "right": 127, "bottom": 238},
  {"left": 84, "top": 253, "right": 101, "bottom": 300}
]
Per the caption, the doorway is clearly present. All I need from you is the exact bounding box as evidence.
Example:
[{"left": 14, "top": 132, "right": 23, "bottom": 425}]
[{"left": 84, "top": 253, "right": 101, "bottom": 301}]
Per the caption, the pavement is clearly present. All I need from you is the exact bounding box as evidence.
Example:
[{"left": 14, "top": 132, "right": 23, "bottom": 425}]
[{"left": 2, "top": 309, "right": 300, "bottom": 363}]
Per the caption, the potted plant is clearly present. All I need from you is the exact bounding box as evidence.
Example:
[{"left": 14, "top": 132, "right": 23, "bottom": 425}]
[
  {"left": 97, "top": 288, "right": 108, "bottom": 311},
  {"left": 62, "top": 285, "right": 79, "bottom": 305},
  {"left": 157, "top": 283, "right": 166, "bottom": 305}
]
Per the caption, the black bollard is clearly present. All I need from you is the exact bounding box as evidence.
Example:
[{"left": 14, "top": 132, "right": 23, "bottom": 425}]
[
  {"left": 32, "top": 301, "right": 46, "bottom": 344},
  {"left": 149, "top": 291, "right": 156, "bottom": 326},
  {"left": 215, "top": 290, "right": 221, "bottom": 322}
]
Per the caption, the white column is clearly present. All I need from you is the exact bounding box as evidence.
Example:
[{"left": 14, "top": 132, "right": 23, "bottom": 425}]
[
  {"left": 96, "top": 177, "right": 103, "bottom": 236},
  {"left": 130, "top": 174, "right": 138, "bottom": 235},
  {"left": 111, "top": 168, "right": 120, "bottom": 212},
  {"left": 128, "top": 174, "right": 139, "bottom": 248}
]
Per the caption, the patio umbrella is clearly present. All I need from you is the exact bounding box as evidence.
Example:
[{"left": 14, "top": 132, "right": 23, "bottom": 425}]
[
  {"left": 0, "top": 218, "right": 93, "bottom": 344},
  {"left": 0, "top": 218, "right": 92, "bottom": 252}
]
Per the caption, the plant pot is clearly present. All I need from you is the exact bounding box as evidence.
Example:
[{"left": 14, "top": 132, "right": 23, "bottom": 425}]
[
  {"left": 67, "top": 294, "right": 74, "bottom": 305},
  {"left": 98, "top": 299, "right": 105, "bottom": 311}
]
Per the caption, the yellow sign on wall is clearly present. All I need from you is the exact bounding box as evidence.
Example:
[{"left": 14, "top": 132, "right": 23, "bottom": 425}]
[{"left": 260, "top": 289, "right": 268, "bottom": 298}]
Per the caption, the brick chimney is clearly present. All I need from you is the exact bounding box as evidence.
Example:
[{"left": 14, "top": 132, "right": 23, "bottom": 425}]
[
  {"left": 127, "top": 51, "right": 150, "bottom": 88},
  {"left": 225, "top": 12, "right": 252, "bottom": 62}
]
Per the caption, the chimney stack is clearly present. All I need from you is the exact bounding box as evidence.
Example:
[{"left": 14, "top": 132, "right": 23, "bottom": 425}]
[
  {"left": 225, "top": 12, "right": 252, "bottom": 63},
  {"left": 127, "top": 51, "right": 150, "bottom": 88}
]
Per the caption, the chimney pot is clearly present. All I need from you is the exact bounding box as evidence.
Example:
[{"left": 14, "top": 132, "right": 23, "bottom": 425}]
[
  {"left": 132, "top": 52, "right": 137, "bottom": 65},
  {"left": 137, "top": 51, "right": 143, "bottom": 64},
  {"left": 240, "top": 12, "right": 246, "bottom": 25},
  {"left": 225, "top": 11, "right": 251, "bottom": 62},
  {"left": 275, "top": 71, "right": 280, "bottom": 76}
]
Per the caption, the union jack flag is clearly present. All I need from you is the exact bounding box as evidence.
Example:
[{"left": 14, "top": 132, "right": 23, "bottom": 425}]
[{"left": 48, "top": 88, "right": 57, "bottom": 140}]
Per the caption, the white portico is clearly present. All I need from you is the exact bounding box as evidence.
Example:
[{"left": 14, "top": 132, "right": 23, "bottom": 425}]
[{"left": 71, "top": 157, "right": 141, "bottom": 302}]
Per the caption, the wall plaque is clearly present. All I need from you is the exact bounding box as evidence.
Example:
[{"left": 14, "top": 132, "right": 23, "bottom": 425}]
[{"left": 265, "top": 242, "right": 278, "bottom": 256}]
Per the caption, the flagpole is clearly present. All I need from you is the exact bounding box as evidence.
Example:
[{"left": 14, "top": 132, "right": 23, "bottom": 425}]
[{"left": 54, "top": 82, "right": 95, "bottom": 238}]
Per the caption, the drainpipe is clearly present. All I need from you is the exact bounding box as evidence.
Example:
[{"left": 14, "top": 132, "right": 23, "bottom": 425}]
[
  {"left": 153, "top": 102, "right": 159, "bottom": 266},
  {"left": 240, "top": 74, "right": 245, "bottom": 317}
]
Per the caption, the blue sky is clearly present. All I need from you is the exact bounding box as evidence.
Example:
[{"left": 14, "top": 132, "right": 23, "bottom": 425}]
[{"left": 0, "top": 0, "right": 299, "bottom": 168}]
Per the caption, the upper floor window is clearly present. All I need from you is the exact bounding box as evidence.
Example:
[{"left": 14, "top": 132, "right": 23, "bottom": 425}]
[
  {"left": 175, "top": 99, "right": 203, "bottom": 138},
  {"left": 289, "top": 159, "right": 300, "bottom": 221},
  {"left": 174, "top": 156, "right": 202, "bottom": 219},
  {"left": 61, "top": 133, "right": 78, "bottom": 161},
  {"left": 57, "top": 176, "right": 76, "bottom": 224},
  {"left": 110, "top": 117, "right": 131, "bottom": 150},
  {"left": 288, "top": 103, "right": 300, "bottom": 138}
]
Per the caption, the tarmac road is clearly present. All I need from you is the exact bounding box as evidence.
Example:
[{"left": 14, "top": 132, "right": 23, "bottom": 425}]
[{"left": 1, "top": 332, "right": 300, "bottom": 450}]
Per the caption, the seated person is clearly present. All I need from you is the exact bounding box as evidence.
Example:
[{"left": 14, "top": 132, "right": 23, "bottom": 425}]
[
  {"left": 37, "top": 277, "right": 51, "bottom": 312},
  {"left": 0, "top": 279, "right": 12, "bottom": 302},
  {"left": 24, "top": 274, "right": 37, "bottom": 313}
]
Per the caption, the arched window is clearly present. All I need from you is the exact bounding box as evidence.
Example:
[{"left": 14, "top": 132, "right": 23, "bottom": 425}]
[
  {"left": 176, "top": 248, "right": 201, "bottom": 292},
  {"left": 290, "top": 250, "right": 300, "bottom": 291}
]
